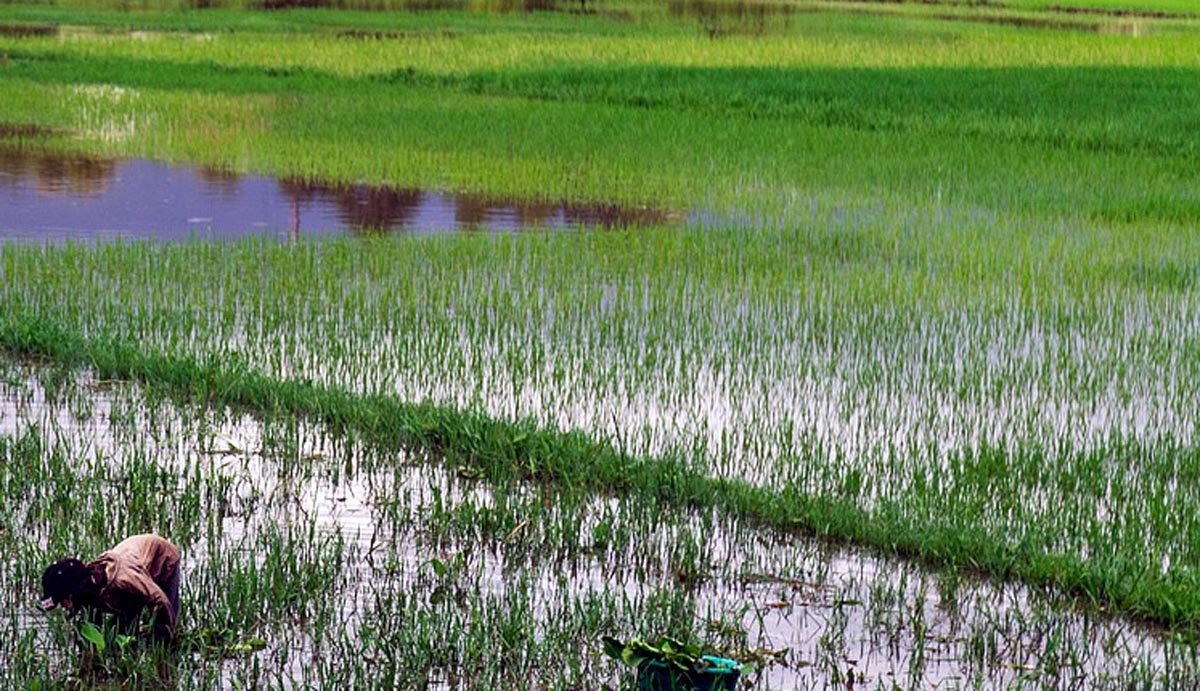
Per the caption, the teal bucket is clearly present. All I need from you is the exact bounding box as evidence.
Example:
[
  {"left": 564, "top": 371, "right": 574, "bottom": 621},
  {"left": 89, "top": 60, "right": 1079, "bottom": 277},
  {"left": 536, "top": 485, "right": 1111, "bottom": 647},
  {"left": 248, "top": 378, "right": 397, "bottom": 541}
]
[{"left": 635, "top": 656, "right": 741, "bottom": 691}]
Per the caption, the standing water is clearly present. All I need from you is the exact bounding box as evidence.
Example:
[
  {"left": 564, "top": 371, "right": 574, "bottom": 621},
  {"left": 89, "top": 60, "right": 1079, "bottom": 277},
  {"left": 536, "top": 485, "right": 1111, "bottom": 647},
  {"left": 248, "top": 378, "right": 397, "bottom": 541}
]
[{"left": 0, "top": 146, "right": 669, "bottom": 241}]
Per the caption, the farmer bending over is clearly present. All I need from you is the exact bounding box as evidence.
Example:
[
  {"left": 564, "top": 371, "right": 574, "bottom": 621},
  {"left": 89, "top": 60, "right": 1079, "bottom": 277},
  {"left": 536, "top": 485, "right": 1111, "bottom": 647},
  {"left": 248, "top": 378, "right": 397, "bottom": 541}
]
[{"left": 41, "top": 533, "right": 180, "bottom": 641}]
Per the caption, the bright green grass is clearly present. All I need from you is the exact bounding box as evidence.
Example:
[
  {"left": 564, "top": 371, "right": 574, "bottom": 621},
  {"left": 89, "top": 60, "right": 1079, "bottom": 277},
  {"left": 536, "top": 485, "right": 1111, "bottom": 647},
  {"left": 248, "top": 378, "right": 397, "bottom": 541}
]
[
  {"left": 2, "top": 0, "right": 1197, "bottom": 18},
  {"left": 0, "top": 3, "right": 1198, "bottom": 217}
]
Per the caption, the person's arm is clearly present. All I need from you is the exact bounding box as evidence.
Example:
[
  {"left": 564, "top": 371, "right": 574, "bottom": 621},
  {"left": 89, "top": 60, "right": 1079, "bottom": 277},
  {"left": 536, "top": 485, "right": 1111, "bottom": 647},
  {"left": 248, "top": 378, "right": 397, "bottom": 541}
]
[{"left": 117, "top": 571, "right": 176, "bottom": 639}]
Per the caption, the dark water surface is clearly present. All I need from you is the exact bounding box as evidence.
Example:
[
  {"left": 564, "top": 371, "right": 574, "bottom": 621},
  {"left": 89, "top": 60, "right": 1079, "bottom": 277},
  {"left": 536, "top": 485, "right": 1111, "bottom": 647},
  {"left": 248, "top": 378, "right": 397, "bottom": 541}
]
[{"left": 0, "top": 147, "right": 668, "bottom": 241}]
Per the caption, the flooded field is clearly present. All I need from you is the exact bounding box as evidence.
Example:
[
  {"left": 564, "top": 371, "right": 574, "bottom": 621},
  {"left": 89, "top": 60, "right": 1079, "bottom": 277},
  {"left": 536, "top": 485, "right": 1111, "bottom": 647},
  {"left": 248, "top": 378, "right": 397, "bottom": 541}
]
[
  {"left": 3, "top": 211, "right": 1200, "bottom": 647},
  {"left": 2, "top": 358, "right": 1197, "bottom": 688},
  {"left": 1, "top": 0, "right": 1199, "bottom": 685},
  {"left": 0, "top": 147, "right": 667, "bottom": 241}
]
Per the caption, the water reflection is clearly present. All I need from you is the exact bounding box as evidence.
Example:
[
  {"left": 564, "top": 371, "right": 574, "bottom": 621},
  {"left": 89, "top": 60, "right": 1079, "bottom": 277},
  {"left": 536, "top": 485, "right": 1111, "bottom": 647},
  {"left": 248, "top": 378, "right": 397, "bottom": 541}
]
[
  {"left": 4, "top": 363, "right": 1198, "bottom": 688},
  {"left": 0, "top": 147, "right": 669, "bottom": 241},
  {"left": 0, "top": 147, "right": 117, "bottom": 197}
]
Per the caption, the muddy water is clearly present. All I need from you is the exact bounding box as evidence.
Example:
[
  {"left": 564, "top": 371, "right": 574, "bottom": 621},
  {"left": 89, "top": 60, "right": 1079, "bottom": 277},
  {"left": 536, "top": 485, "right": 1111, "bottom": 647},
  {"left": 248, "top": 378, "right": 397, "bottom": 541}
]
[{"left": 0, "top": 147, "right": 668, "bottom": 241}]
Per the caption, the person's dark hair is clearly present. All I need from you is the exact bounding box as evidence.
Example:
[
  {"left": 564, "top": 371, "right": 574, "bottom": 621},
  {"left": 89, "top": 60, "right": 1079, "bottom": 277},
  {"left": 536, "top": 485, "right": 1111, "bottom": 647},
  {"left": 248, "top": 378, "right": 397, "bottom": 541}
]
[{"left": 42, "top": 558, "right": 92, "bottom": 605}]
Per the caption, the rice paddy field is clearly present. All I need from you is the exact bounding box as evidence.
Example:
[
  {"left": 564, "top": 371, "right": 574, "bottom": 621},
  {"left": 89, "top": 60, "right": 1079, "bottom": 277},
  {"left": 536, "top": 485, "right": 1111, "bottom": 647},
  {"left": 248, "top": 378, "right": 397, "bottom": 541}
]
[{"left": 1, "top": 0, "right": 1199, "bottom": 687}]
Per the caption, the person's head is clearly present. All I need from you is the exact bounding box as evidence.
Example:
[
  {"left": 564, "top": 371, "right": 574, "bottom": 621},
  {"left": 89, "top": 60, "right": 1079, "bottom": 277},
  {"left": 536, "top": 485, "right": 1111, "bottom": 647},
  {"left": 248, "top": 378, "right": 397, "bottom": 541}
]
[{"left": 40, "top": 558, "right": 92, "bottom": 611}]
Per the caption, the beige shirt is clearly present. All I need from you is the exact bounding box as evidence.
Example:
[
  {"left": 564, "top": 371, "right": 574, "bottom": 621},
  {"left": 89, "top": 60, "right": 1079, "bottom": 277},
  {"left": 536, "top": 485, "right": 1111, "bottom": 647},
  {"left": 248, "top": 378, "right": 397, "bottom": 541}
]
[{"left": 89, "top": 534, "right": 180, "bottom": 632}]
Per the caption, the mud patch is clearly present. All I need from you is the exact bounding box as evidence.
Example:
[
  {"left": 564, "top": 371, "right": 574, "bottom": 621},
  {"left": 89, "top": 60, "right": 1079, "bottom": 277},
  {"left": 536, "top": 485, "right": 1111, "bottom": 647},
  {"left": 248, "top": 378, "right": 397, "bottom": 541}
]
[
  {"left": 333, "top": 28, "right": 459, "bottom": 39},
  {"left": 257, "top": 0, "right": 558, "bottom": 11},
  {"left": 0, "top": 123, "right": 64, "bottom": 139},
  {"left": 1044, "top": 3, "right": 1183, "bottom": 19},
  {"left": 0, "top": 23, "right": 57, "bottom": 38},
  {"left": 674, "top": 0, "right": 1176, "bottom": 36},
  {"left": 668, "top": 0, "right": 797, "bottom": 37},
  {"left": 929, "top": 11, "right": 1098, "bottom": 31}
]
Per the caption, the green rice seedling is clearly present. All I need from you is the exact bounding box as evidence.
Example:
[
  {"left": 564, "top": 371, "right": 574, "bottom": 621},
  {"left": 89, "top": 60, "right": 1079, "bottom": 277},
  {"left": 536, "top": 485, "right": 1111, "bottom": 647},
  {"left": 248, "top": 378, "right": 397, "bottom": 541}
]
[
  {"left": 2, "top": 358, "right": 1199, "bottom": 687},
  {"left": 2, "top": 215, "right": 1200, "bottom": 635}
]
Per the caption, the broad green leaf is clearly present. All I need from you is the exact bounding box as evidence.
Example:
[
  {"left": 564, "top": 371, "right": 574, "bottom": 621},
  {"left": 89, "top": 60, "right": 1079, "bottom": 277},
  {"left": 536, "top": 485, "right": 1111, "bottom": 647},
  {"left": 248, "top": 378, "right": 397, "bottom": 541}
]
[
  {"left": 244, "top": 637, "right": 267, "bottom": 651},
  {"left": 456, "top": 466, "right": 484, "bottom": 480},
  {"left": 601, "top": 636, "right": 626, "bottom": 663},
  {"left": 230, "top": 637, "right": 267, "bottom": 654},
  {"left": 621, "top": 640, "right": 653, "bottom": 669},
  {"left": 80, "top": 622, "right": 105, "bottom": 652}
]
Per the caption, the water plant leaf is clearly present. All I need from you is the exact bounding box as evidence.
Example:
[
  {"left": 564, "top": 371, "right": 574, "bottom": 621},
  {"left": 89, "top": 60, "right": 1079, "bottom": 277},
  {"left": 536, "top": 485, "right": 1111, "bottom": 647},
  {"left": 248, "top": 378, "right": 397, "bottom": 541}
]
[
  {"left": 194, "top": 627, "right": 268, "bottom": 657},
  {"left": 621, "top": 641, "right": 652, "bottom": 669},
  {"left": 80, "top": 621, "right": 105, "bottom": 652},
  {"left": 197, "top": 627, "right": 236, "bottom": 646},
  {"left": 456, "top": 466, "right": 484, "bottom": 480},
  {"left": 591, "top": 520, "right": 611, "bottom": 548},
  {"left": 601, "top": 636, "right": 625, "bottom": 662},
  {"left": 602, "top": 636, "right": 719, "bottom": 671},
  {"left": 230, "top": 637, "right": 267, "bottom": 654}
]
